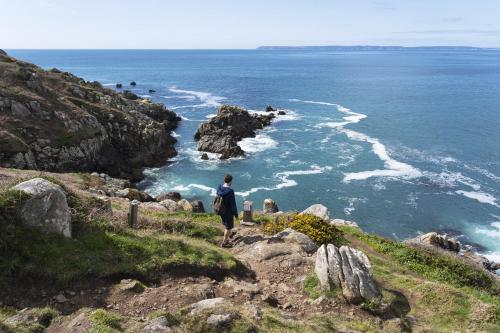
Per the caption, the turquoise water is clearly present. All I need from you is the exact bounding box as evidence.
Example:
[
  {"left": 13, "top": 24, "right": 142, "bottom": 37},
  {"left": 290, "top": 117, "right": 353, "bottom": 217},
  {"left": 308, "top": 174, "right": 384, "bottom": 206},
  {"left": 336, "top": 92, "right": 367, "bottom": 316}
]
[{"left": 8, "top": 49, "right": 500, "bottom": 261}]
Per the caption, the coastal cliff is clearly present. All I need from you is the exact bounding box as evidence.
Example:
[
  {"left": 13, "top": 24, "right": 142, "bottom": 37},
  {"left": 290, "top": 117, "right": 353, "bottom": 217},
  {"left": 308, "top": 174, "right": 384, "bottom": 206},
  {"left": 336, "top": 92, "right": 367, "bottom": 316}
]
[{"left": 0, "top": 51, "right": 180, "bottom": 181}]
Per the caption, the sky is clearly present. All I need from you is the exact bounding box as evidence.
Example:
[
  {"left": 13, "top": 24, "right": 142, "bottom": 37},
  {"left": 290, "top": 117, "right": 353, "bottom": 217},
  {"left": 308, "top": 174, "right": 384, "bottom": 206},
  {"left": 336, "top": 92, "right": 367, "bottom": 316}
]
[{"left": 1, "top": 0, "right": 499, "bottom": 49}]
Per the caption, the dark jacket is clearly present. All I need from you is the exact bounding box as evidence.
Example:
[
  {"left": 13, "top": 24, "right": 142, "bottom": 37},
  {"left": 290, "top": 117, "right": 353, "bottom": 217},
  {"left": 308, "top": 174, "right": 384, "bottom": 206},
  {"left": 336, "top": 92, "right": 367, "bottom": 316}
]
[{"left": 217, "top": 184, "right": 238, "bottom": 218}]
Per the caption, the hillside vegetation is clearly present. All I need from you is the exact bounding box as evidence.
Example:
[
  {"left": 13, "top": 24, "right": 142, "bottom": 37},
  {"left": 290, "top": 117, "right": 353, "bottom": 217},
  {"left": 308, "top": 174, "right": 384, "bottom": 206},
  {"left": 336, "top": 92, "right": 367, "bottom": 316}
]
[{"left": 0, "top": 168, "right": 498, "bottom": 332}]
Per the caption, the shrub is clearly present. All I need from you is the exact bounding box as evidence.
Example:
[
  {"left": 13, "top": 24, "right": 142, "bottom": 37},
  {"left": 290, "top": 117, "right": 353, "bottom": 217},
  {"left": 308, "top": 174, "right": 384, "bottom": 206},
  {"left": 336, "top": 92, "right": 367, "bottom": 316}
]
[{"left": 263, "top": 214, "right": 344, "bottom": 246}]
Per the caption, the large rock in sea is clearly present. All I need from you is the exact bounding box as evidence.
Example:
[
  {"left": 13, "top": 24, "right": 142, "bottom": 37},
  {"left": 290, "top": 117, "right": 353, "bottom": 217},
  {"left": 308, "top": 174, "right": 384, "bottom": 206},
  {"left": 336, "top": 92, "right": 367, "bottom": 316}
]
[
  {"left": 194, "top": 105, "right": 275, "bottom": 159},
  {"left": 301, "top": 204, "right": 330, "bottom": 221},
  {"left": 12, "top": 178, "right": 71, "bottom": 238},
  {"left": 0, "top": 52, "right": 180, "bottom": 181},
  {"left": 315, "top": 244, "right": 381, "bottom": 304}
]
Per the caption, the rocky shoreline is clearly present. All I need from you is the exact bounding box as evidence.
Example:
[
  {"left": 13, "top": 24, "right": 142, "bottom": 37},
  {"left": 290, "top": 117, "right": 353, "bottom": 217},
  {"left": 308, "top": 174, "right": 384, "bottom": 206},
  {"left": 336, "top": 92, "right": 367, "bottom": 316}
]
[
  {"left": 0, "top": 50, "right": 181, "bottom": 181},
  {"left": 194, "top": 105, "right": 275, "bottom": 159}
]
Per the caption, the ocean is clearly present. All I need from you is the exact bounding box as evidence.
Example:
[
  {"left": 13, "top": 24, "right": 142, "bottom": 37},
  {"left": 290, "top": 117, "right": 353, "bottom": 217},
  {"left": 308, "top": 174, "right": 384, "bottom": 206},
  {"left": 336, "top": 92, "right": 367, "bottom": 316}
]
[{"left": 8, "top": 49, "right": 500, "bottom": 261}]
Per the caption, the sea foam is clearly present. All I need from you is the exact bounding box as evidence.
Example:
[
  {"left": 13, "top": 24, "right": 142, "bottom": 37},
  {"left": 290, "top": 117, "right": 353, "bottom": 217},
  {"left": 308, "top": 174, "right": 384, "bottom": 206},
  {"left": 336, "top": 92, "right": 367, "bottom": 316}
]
[
  {"left": 168, "top": 86, "right": 225, "bottom": 108},
  {"left": 238, "top": 134, "right": 278, "bottom": 154},
  {"left": 293, "top": 98, "right": 421, "bottom": 182},
  {"left": 456, "top": 190, "right": 499, "bottom": 207}
]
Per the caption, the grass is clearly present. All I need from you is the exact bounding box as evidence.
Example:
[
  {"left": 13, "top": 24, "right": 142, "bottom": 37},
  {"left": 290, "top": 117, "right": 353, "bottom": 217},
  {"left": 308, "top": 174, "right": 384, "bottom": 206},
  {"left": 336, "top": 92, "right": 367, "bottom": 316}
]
[
  {"left": 90, "top": 309, "right": 123, "bottom": 333},
  {"left": 0, "top": 182, "right": 239, "bottom": 286},
  {"left": 0, "top": 306, "right": 58, "bottom": 333}
]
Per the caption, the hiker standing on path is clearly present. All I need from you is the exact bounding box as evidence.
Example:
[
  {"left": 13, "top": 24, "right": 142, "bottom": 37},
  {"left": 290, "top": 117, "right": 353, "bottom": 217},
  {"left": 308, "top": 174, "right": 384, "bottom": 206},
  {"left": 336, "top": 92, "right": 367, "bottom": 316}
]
[{"left": 215, "top": 174, "right": 238, "bottom": 248}]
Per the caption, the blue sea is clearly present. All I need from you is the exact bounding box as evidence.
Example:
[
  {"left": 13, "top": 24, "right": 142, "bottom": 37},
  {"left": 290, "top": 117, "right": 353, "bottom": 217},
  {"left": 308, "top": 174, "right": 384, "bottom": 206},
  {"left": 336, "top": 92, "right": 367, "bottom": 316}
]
[{"left": 8, "top": 49, "right": 500, "bottom": 261}]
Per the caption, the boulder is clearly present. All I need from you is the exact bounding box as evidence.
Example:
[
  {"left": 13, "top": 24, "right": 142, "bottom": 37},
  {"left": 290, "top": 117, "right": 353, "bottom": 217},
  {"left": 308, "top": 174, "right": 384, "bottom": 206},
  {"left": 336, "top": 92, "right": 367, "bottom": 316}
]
[
  {"left": 265, "top": 105, "right": 277, "bottom": 112},
  {"left": 315, "top": 244, "right": 381, "bottom": 304},
  {"left": 140, "top": 202, "right": 167, "bottom": 211},
  {"left": 177, "top": 199, "right": 193, "bottom": 212},
  {"left": 142, "top": 316, "right": 172, "bottom": 332},
  {"left": 301, "top": 204, "right": 330, "bottom": 221},
  {"left": 405, "top": 232, "right": 461, "bottom": 252},
  {"left": 190, "top": 297, "right": 228, "bottom": 314},
  {"left": 159, "top": 199, "right": 178, "bottom": 211},
  {"left": 12, "top": 178, "right": 71, "bottom": 238},
  {"left": 277, "top": 111, "right": 286, "bottom": 115},
  {"left": 201, "top": 153, "right": 209, "bottom": 160},
  {"left": 273, "top": 228, "right": 318, "bottom": 253},
  {"left": 191, "top": 200, "right": 205, "bottom": 213},
  {"left": 156, "top": 192, "right": 182, "bottom": 202},
  {"left": 263, "top": 198, "right": 279, "bottom": 213},
  {"left": 130, "top": 81, "right": 137, "bottom": 86}
]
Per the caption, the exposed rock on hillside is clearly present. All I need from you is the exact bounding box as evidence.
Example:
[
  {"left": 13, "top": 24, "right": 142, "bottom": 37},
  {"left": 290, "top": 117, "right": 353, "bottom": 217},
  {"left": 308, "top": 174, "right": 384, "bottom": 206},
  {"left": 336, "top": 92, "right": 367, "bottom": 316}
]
[
  {"left": 315, "top": 244, "right": 381, "bottom": 304},
  {"left": 301, "top": 204, "right": 330, "bottom": 221},
  {"left": 194, "top": 105, "right": 275, "bottom": 159},
  {"left": 405, "top": 232, "right": 461, "bottom": 252},
  {"left": 0, "top": 51, "right": 180, "bottom": 181},
  {"left": 12, "top": 178, "right": 71, "bottom": 237}
]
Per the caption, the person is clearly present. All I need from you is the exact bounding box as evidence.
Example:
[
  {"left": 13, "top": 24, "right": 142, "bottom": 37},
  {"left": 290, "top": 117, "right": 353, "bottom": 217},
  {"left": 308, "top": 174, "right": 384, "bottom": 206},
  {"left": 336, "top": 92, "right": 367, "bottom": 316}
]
[{"left": 216, "top": 174, "right": 238, "bottom": 248}]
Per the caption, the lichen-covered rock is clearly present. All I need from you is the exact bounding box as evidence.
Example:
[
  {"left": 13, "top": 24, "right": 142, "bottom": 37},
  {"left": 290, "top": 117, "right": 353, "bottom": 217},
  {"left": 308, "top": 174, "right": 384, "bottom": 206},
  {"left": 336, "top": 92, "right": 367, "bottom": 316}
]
[
  {"left": 263, "top": 198, "right": 279, "bottom": 213},
  {"left": 194, "top": 105, "right": 274, "bottom": 159},
  {"left": 315, "top": 244, "right": 381, "bottom": 304},
  {"left": 12, "top": 178, "right": 71, "bottom": 238},
  {"left": 115, "top": 188, "right": 154, "bottom": 202},
  {"left": 0, "top": 53, "right": 180, "bottom": 181},
  {"left": 117, "top": 279, "right": 145, "bottom": 293},
  {"left": 301, "top": 204, "right": 330, "bottom": 221}
]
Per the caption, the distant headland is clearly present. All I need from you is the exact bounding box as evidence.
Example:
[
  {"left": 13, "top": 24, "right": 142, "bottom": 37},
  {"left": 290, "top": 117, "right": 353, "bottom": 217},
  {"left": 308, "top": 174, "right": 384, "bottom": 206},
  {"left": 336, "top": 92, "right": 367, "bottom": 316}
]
[{"left": 256, "top": 45, "right": 491, "bottom": 51}]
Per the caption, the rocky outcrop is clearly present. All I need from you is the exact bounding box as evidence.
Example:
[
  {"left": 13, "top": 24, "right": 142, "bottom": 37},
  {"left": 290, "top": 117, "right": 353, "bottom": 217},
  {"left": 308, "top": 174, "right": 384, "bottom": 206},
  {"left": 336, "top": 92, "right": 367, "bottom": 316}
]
[
  {"left": 301, "top": 204, "right": 330, "bottom": 221},
  {"left": 194, "top": 105, "right": 275, "bottom": 159},
  {"left": 315, "top": 244, "right": 381, "bottom": 304},
  {"left": 263, "top": 198, "right": 279, "bottom": 213},
  {"left": 405, "top": 232, "right": 461, "bottom": 252},
  {"left": 0, "top": 52, "right": 180, "bottom": 181},
  {"left": 12, "top": 178, "right": 71, "bottom": 237}
]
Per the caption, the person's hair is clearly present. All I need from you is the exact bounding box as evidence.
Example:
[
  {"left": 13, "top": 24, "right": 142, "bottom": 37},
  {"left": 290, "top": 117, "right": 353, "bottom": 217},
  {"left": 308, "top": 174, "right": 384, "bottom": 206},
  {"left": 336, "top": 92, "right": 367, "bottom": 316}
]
[{"left": 224, "top": 174, "right": 233, "bottom": 184}]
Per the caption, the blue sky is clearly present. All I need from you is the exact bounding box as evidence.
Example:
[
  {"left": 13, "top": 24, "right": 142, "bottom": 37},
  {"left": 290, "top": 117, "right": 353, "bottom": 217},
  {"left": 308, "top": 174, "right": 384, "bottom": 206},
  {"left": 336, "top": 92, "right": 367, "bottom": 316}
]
[{"left": 1, "top": 0, "right": 499, "bottom": 48}]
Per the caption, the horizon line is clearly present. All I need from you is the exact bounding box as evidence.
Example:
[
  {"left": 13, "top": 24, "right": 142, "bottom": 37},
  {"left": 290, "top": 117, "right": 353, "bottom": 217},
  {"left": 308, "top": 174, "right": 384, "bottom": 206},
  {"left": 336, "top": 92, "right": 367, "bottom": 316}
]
[{"left": 3, "top": 44, "right": 500, "bottom": 51}]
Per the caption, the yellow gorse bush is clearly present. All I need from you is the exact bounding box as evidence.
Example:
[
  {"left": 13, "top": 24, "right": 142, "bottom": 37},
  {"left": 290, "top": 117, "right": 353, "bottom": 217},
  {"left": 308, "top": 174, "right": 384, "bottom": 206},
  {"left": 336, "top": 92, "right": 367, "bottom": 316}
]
[{"left": 263, "top": 213, "right": 344, "bottom": 246}]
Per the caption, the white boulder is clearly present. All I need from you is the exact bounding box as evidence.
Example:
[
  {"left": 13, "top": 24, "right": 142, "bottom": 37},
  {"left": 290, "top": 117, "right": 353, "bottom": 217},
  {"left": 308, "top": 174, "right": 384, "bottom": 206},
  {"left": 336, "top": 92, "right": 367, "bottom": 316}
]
[
  {"left": 301, "top": 204, "right": 330, "bottom": 221},
  {"left": 12, "top": 178, "right": 71, "bottom": 238}
]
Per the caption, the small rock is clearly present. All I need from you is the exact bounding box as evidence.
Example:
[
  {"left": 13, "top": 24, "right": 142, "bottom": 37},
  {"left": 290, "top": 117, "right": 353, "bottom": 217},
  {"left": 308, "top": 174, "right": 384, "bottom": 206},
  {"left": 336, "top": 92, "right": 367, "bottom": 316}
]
[
  {"left": 130, "top": 81, "right": 137, "bottom": 86},
  {"left": 261, "top": 293, "right": 279, "bottom": 307},
  {"left": 201, "top": 153, "right": 209, "bottom": 160},
  {"left": 277, "top": 111, "right": 286, "bottom": 115},
  {"left": 116, "top": 83, "right": 122, "bottom": 89},
  {"left": 55, "top": 294, "right": 68, "bottom": 303},
  {"left": 244, "top": 303, "right": 262, "bottom": 321},
  {"left": 206, "top": 313, "right": 236, "bottom": 327},
  {"left": 177, "top": 199, "right": 193, "bottom": 212},
  {"left": 191, "top": 200, "right": 205, "bottom": 213},
  {"left": 263, "top": 198, "right": 279, "bottom": 213},
  {"left": 190, "top": 298, "right": 228, "bottom": 314},
  {"left": 282, "top": 302, "right": 292, "bottom": 309},
  {"left": 148, "top": 89, "right": 156, "bottom": 93},
  {"left": 143, "top": 316, "right": 172, "bottom": 332},
  {"left": 265, "top": 105, "right": 277, "bottom": 112},
  {"left": 117, "top": 279, "right": 145, "bottom": 293}
]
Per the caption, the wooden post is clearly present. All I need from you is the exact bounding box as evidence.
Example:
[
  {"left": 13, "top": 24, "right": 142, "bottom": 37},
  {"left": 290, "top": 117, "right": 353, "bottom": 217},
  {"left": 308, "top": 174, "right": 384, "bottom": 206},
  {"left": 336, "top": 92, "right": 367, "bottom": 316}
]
[{"left": 128, "top": 200, "right": 139, "bottom": 227}]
